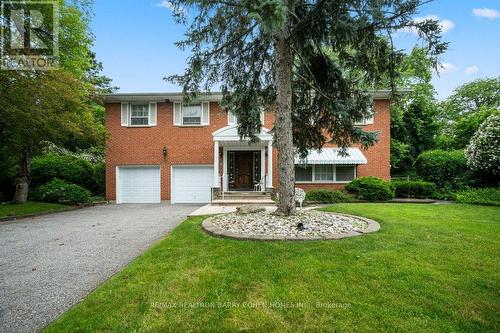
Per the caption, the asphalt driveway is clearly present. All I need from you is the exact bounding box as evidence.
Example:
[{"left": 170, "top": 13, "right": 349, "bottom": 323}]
[{"left": 0, "top": 203, "right": 199, "bottom": 333}]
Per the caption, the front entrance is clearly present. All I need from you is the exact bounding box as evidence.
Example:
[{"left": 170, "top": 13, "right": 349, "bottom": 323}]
[{"left": 228, "top": 151, "right": 261, "bottom": 190}]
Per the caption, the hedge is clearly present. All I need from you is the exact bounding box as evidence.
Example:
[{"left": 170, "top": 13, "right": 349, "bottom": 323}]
[
  {"left": 305, "top": 189, "right": 354, "bottom": 203},
  {"left": 392, "top": 180, "right": 437, "bottom": 199},
  {"left": 30, "top": 179, "right": 92, "bottom": 205},
  {"left": 415, "top": 150, "right": 470, "bottom": 191},
  {"left": 31, "top": 154, "right": 103, "bottom": 195},
  {"left": 345, "top": 176, "right": 395, "bottom": 201}
]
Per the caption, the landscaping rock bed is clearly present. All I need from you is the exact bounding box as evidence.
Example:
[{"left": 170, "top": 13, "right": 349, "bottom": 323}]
[{"left": 202, "top": 210, "right": 380, "bottom": 241}]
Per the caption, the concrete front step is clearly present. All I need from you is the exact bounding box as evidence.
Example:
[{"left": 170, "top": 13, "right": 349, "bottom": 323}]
[{"left": 211, "top": 199, "right": 276, "bottom": 206}]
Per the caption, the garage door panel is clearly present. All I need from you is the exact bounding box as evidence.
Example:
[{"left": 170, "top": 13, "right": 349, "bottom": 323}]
[
  {"left": 117, "top": 166, "right": 161, "bottom": 203},
  {"left": 172, "top": 166, "right": 213, "bottom": 203}
]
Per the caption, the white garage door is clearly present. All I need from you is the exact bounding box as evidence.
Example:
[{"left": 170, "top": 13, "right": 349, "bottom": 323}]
[
  {"left": 172, "top": 165, "right": 213, "bottom": 203},
  {"left": 117, "top": 166, "right": 161, "bottom": 203}
]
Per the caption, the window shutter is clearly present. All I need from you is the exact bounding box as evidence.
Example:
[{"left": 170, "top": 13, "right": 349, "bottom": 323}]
[
  {"left": 173, "top": 102, "right": 182, "bottom": 125},
  {"left": 121, "top": 102, "right": 129, "bottom": 126},
  {"left": 260, "top": 110, "right": 265, "bottom": 125},
  {"left": 149, "top": 102, "right": 157, "bottom": 126},
  {"left": 201, "top": 102, "right": 210, "bottom": 125},
  {"left": 228, "top": 111, "right": 237, "bottom": 125}
]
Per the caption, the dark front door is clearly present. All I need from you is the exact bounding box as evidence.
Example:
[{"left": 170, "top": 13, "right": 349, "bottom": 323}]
[{"left": 234, "top": 151, "right": 253, "bottom": 189}]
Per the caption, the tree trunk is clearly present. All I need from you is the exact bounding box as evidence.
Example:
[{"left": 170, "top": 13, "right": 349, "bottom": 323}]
[
  {"left": 12, "top": 147, "right": 32, "bottom": 204},
  {"left": 273, "top": 4, "right": 296, "bottom": 216}
]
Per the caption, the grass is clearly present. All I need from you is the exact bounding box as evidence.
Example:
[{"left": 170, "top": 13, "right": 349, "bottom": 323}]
[
  {"left": 45, "top": 204, "right": 499, "bottom": 332},
  {"left": 0, "top": 201, "right": 67, "bottom": 219}
]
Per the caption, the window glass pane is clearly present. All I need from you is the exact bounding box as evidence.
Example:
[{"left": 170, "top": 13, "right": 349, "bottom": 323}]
[
  {"left": 130, "top": 103, "right": 149, "bottom": 125},
  {"left": 182, "top": 104, "right": 201, "bottom": 124},
  {"left": 336, "top": 165, "right": 355, "bottom": 181},
  {"left": 295, "top": 165, "right": 312, "bottom": 181},
  {"left": 315, "top": 164, "right": 334, "bottom": 181}
]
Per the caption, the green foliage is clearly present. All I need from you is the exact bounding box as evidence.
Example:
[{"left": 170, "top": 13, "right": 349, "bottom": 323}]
[
  {"left": 167, "top": 0, "right": 445, "bottom": 155},
  {"left": 455, "top": 188, "right": 500, "bottom": 206},
  {"left": 466, "top": 114, "right": 500, "bottom": 177},
  {"left": 31, "top": 154, "right": 97, "bottom": 193},
  {"left": 390, "top": 48, "right": 439, "bottom": 174},
  {"left": 345, "top": 176, "right": 395, "bottom": 201},
  {"left": 441, "top": 77, "right": 500, "bottom": 121},
  {"left": 392, "top": 180, "right": 437, "bottom": 199},
  {"left": 305, "top": 189, "right": 354, "bottom": 203},
  {"left": 436, "top": 107, "right": 498, "bottom": 150},
  {"left": 415, "top": 150, "right": 470, "bottom": 191},
  {"left": 93, "top": 162, "right": 105, "bottom": 196},
  {"left": 30, "top": 179, "right": 92, "bottom": 205},
  {"left": 436, "top": 77, "right": 500, "bottom": 150}
]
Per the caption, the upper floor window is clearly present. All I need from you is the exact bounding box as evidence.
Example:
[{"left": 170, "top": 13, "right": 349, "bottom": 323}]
[
  {"left": 121, "top": 102, "right": 157, "bottom": 127},
  {"left": 173, "top": 102, "right": 209, "bottom": 126},
  {"left": 130, "top": 104, "right": 149, "bottom": 125}
]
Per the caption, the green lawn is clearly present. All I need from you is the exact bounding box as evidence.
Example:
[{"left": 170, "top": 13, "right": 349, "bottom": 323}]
[
  {"left": 0, "top": 201, "right": 67, "bottom": 219},
  {"left": 46, "top": 204, "right": 499, "bottom": 332}
]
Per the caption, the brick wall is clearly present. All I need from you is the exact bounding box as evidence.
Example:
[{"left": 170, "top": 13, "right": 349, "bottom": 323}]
[{"left": 105, "top": 99, "right": 390, "bottom": 200}]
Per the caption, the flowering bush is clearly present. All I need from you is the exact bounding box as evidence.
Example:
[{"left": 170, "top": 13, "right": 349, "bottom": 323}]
[{"left": 466, "top": 114, "right": 500, "bottom": 176}]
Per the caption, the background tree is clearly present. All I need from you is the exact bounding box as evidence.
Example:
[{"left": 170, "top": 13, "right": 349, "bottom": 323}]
[
  {"left": 389, "top": 47, "right": 439, "bottom": 174},
  {"left": 0, "top": 0, "right": 108, "bottom": 203},
  {"left": 167, "top": 0, "right": 445, "bottom": 215},
  {"left": 436, "top": 77, "right": 500, "bottom": 149}
]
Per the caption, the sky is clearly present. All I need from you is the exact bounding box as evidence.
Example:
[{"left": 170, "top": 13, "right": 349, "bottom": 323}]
[{"left": 90, "top": 0, "right": 500, "bottom": 99}]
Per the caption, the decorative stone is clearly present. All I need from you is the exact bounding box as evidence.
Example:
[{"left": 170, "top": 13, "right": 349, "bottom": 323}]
[
  {"left": 202, "top": 210, "right": 380, "bottom": 241},
  {"left": 236, "top": 205, "right": 266, "bottom": 215}
]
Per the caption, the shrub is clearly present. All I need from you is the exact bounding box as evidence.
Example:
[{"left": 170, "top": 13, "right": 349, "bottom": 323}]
[
  {"left": 466, "top": 114, "right": 500, "bottom": 176},
  {"left": 305, "top": 189, "right": 354, "bottom": 203},
  {"left": 93, "top": 162, "right": 105, "bottom": 196},
  {"left": 31, "top": 154, "right": 97, "bottom": 192},
  {"left": 31, "top": 179, "right": 92, "bottom": 205},
  {"left": 455, "top": 188, "right": 500, "bottom": 206},
  {"left": 415, "top": 150, "right": 470, "bottom": 191},
  {"left": 392, "top": 180, "right": 437, "bottom": 199},
  {"left": 346, "top": 176, "right": 395, "bottom": 201}
]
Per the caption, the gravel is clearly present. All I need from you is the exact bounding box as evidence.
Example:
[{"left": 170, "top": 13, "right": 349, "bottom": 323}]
[
  {"left": 210, "top": 210, "right": 369, "bottom": 237},
  {"left": 0, "top": 203, "right": 199, "bottom": 333}
]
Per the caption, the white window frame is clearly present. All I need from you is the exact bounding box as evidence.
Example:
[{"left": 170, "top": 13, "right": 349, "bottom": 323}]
[
  {"left": 182, "top": 104, "right": 203, "bottom": 125},
  {"left": 121, "top": 102, "right": 157, "bottom": 127},
  {"left": 174, "top": 102, "right": 210, "bottom": 126},
  {"left": 129, "top": 103, "right": 150, "bottom": 126},
  {"left": 294, "top": 164, "right": 357, "bottom": 184}
]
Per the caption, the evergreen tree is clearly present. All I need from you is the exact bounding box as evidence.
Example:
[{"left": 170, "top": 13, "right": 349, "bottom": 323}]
[{"left": 167, "top": 0, "right": 445, "bottom": 215}]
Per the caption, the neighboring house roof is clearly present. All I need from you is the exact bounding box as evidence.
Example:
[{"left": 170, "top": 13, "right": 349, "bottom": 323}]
[
  {"left": 295, "top": 147, "right": 368, "bottom": 165},
  {"left": 103, "top": 89, "right": 410, "bottom": 103}
]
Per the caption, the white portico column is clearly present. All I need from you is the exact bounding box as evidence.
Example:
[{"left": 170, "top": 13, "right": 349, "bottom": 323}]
[
  {"left": 267, "top": 140, "right": 273, "bottom": 188},
  {"left": 213, "top": 141, "right": 219, "bottom": 187}
]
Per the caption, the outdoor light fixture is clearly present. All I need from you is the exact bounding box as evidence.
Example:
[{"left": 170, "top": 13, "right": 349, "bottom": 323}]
[{"left": 162, "top": 146, "right": 168, "bottom": 160}]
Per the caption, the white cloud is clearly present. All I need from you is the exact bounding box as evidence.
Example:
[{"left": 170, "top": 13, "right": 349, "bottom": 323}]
[
  {"left": 156, "top": 1, "right": 185, "bottom": 15},
  {"left": 472, "top": 8, "right": 500, "bottom": 20},
  {"left": 403, "top": 15, "right": 455, "bottom": 34},
  {"left": 436, "top": 63, "right": 457, "bottom": 75},
  {"left": 464, "top": 65, "right": 480, "bottom": 75}
]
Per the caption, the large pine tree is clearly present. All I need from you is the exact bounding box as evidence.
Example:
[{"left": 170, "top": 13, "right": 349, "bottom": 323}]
[{"left": 167, "top": 0, "right": 445, "bottom": 215}]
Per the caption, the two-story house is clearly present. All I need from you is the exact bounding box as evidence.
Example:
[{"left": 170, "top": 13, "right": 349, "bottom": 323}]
[{"left": 104, "top": 91, "right": 391, "bottom": 204}]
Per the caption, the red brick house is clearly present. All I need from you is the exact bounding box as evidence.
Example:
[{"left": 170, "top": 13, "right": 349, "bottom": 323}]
[{"left": 104, "top": 91, "right": 391, "bottom": 203}]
